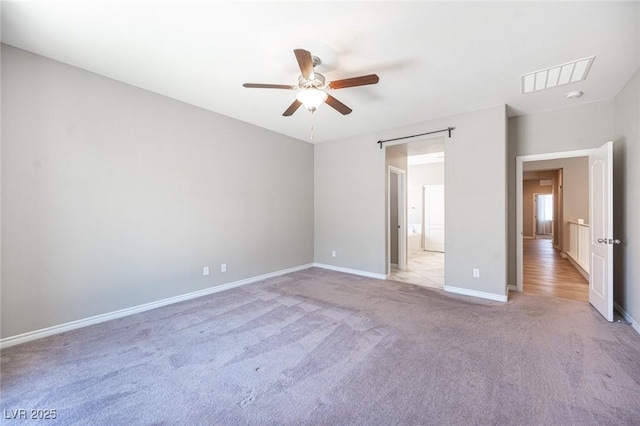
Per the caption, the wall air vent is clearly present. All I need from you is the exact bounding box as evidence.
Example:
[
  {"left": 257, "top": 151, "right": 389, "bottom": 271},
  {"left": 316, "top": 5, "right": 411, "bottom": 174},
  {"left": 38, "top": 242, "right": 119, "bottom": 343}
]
[{"left": 521, "top": 56, "right": 594, "bottom": 94}]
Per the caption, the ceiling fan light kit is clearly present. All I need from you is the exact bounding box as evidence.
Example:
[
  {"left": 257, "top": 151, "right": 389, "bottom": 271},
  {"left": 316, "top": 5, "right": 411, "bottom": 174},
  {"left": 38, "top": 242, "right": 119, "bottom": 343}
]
[
  {"left": 296, "top": 88, "right": 328, "bottom": 111},
  {"left": 243, "top": 48, "right": 379, "bottom": 117}
]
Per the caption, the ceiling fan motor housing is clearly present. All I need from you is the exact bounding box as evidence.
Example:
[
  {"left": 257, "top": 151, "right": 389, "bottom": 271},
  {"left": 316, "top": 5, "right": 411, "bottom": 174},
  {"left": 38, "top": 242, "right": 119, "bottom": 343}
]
[{"left": 298, "top": 72, "right": 325, "bottom": 89}]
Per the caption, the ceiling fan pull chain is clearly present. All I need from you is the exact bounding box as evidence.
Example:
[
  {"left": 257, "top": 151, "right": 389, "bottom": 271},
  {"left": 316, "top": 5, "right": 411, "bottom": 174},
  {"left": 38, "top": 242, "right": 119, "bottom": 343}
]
[{"left": 310, "top": 110, "right": 315, "bottom": 141}]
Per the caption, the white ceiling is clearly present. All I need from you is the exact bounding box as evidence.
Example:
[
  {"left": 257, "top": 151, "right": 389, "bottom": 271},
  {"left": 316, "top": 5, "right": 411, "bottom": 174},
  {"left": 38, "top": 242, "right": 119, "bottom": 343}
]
[{"left": 2, "top": 1, "right": 638, "bottom": 143}]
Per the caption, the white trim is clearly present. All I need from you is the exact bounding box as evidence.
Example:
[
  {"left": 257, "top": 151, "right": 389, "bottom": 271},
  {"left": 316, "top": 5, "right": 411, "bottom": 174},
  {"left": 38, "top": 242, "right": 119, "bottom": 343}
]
[
  {"left": 516, "top": 147, "right": 597, "bottom": 292},
  {"left": 313, "top": 263, "right": 387, "bottom": 280},
  {"left": 443, "top": 285, "right": 508, "bottom": 302},
  {"left": 518, "top": 148, "right": 597, "bottom": 163},
  {"left": 387, "top": 165, "right": 407, "bottom": 272},
  {"left": 0, "top": 263, "right": 314, "bottom": 349},
  {"left": 566, "top": 256, "right": 589, "bottom": 281},
  {"left": 508, "top": 284, "right": 518, "bottom": 292},
  {"left": 614, "top": 302, "right": 640, "bottom": 335}
]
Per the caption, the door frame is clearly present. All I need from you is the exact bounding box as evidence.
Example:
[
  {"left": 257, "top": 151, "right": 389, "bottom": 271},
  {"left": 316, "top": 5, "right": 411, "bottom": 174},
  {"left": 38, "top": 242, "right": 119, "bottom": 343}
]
[
  {"left": 388, "top": 166, "right": 407, "bottom": 271},
  {"left": 516, "top": 148, "right": 596, "bottom": 292}
]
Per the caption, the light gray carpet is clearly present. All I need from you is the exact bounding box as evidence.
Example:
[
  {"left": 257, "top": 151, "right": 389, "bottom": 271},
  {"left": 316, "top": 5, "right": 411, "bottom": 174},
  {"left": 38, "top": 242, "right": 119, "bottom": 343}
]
[{"left": 2, "top": 267, "right": 639, "bottom": 425}]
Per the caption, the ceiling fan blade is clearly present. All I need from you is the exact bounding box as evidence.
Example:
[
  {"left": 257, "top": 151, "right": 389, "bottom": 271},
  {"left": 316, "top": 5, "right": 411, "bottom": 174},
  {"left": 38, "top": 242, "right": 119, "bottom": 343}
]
[
  {"left": 294, "top": 49, "right": 314, "bottom": 79},
  {"left": 283, "top": 99, "right": 303, "bottom": 116},
  {"left": 325, "top": 95, "right": 352, "bottom": 115},
  {"left": 243, "top": 83, "right": 295, "bottom": 89},
  {"left": 329, "top": 74, "right": 379, "bottom": 90}
]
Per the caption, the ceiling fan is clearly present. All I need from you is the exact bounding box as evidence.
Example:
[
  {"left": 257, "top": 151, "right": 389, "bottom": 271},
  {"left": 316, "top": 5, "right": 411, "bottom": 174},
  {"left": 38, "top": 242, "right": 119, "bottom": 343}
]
[{"left": 243, "top": 49, "right": 379, "bottom": 116}]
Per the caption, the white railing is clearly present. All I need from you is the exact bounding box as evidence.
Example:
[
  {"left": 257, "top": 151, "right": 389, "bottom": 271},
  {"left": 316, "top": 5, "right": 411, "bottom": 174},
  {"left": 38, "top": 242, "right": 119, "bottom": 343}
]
[{"left": 568, "top": 221, "right": 589, "bottom": 274}]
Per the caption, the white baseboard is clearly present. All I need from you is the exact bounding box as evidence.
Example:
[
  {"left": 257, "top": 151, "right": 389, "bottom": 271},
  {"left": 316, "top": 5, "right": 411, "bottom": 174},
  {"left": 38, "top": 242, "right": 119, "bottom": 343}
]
[
  {"left": 0, "top": 263, "right": 314, "bottom": 349},
  {"left": 566, "top": 255, "right": 589, "bottom": 281},
  {"left": 508, "top": 284, "right": 518, "bottom": 292},
  {"left": 313, "top": 263, "right": 387, "bottom": 280},
  {"left": 614, "top": 302, "right": 640, "bottom": 336},
  {"left": 444, "top": 285, "right": 508, "bottom": 302}
]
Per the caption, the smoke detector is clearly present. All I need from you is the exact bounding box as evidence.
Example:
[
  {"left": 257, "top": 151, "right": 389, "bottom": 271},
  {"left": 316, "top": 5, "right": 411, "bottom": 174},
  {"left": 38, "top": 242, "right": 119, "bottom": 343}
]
[{"left": 565, "top": 90, "right": 584, "bottom": 99}]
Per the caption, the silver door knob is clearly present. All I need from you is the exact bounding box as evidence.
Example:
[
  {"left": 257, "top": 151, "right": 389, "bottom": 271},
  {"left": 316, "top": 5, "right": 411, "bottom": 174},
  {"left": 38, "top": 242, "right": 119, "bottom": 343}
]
[
  {"left": 609, "top": 239, "right": 621, "bottom": 245},
  {"left": 597, "top": 238, "right": 606, "bottom": 244}
]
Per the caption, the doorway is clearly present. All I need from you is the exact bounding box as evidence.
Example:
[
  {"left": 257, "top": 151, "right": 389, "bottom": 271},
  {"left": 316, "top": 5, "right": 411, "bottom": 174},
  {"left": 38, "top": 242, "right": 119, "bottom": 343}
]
[
  {"left": 386, "top": 138, "right": 445, "bottom": 289},
  {"left": 520, "top": 161, "right": 587, "bottom": 301},
  {"left": 516, "top": 143, "right": 615, "bottom": 321}
]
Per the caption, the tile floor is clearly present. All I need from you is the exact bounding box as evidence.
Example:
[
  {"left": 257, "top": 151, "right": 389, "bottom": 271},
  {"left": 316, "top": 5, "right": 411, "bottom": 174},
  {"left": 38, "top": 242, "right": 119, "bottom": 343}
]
[{"left": 389, "top": 249, "right": 444, "bottom": 289}]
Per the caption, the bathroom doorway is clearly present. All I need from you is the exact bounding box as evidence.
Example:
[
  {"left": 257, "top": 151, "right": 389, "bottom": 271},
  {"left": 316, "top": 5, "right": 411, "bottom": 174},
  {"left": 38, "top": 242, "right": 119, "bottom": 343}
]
[{"left": 386, "top": 137, "right": 445, "bottom": 289}]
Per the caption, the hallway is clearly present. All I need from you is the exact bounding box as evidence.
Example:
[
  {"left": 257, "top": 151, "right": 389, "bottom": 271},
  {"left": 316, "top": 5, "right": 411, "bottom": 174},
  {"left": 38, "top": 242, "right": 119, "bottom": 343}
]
[{"left": 523, "top": 238, "right": 588, "bottom": 301}]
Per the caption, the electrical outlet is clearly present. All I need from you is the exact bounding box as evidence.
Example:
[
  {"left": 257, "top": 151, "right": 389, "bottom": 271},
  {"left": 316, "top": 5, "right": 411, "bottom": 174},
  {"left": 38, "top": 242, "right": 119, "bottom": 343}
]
[
  {"left": 331, "top": 250, "right": 336, "bottom": 258},
  {"left": 221, "top": 263, "right": 227, "bottom": 273},
  {"left": 473, "top": 269, "right": 480, "bottom": 278},
  {"left": 203, "top": 267, "right": 209, "bottom": 276}
]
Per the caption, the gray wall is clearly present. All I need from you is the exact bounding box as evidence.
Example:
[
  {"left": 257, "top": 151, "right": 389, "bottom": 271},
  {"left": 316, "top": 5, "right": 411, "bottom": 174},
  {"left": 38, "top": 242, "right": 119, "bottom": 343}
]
[
  {"left": 314, "top": 134, "right": 386, "bottom": 273},
  {"left": 315, "top": 105, "right": 508, "bottom": 297},
  {"left": 613, "top": 67, "right": 640, "bottom": 324},
  {"left": 507, "top": 100, "right": 615, "bottom": 286},
  {"left": 1, "top": 45, "right": 314, "bottom": 338},
  {"left": 445, "top": 105, "right": 507, "bottom": 296}
]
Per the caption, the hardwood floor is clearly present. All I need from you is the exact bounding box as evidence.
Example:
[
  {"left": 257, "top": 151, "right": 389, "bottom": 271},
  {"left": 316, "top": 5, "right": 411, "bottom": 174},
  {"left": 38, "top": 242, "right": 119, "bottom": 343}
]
[{"left": 523, "top": 238, "right": 588, "bottom": 301}]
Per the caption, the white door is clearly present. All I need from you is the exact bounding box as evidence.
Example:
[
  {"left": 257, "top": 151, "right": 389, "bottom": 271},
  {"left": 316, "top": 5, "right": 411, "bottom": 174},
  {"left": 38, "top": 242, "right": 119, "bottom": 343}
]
[
  {"left": 423, "top": 185, "right": 445, "bottom": 252},
  {"left": 589, "top": 141, "right": 613, "bottom": 321}
]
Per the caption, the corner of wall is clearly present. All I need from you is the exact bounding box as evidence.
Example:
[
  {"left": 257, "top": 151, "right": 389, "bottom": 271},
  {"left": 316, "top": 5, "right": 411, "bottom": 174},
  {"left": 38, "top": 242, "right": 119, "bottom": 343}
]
[{"left": 612, "top": 66, "right": 640, "bottom": 328}]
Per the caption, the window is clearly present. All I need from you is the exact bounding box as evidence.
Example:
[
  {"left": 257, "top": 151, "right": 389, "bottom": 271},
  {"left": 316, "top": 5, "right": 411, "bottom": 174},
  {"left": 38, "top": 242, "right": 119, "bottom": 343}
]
[{"left": 538, "top": 194, "right": 553, "bottom": 221}]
